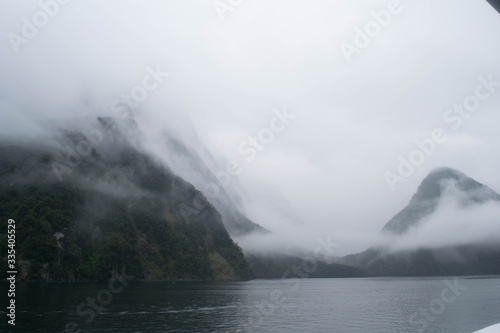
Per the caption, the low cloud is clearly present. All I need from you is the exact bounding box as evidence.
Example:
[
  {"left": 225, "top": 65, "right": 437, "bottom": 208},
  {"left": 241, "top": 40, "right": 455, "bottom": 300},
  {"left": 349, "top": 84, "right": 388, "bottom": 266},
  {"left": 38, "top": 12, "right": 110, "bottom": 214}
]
[{"left": 385, "top": 182, "right": 500, "bottom": 252}]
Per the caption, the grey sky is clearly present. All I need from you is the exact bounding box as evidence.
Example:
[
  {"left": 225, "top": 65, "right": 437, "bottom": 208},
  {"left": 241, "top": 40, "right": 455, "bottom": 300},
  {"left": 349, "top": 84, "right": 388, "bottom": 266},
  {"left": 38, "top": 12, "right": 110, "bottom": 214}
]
[{"left": 1, "top": 0, "right": 499, "bottom": 255}]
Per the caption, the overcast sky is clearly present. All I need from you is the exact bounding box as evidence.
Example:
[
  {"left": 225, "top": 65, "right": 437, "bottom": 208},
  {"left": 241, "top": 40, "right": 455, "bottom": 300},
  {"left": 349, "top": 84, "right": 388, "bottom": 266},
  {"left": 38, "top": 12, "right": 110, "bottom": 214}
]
[{"left": 1, "top": 0, "right": 499, "bottom": 254}]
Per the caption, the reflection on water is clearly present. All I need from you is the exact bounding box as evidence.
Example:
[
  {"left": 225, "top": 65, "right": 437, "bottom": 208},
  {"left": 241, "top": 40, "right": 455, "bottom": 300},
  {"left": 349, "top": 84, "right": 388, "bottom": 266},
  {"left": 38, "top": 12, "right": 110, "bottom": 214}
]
[{"left": 1, "top": 276, "right": 499, "bottom": 332}]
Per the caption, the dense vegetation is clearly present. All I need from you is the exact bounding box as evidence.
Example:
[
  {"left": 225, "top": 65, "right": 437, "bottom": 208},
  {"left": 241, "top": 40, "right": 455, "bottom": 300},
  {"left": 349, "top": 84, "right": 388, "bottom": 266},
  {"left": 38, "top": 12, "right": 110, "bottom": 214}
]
[
  {"left": 0, "top": 120, "right": 249, "bottom": 281},
  {"left": 3, "top": 123, "right": 497, "bottom": 282}
]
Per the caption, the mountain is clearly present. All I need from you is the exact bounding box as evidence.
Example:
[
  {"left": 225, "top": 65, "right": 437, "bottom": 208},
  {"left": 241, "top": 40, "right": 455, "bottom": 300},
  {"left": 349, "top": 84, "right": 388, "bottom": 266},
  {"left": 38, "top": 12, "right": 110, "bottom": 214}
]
[
  {"left": 158, "top": 132, "right": 269, "bottom": 237},
  {"left": 246, "top": 252, "right": 367, "bottom": 279},
  {"left": 343, "top": 244, "right": 500, "bottom": 277},
  {"left": 381, "top": 167, "right": 500, "bottom": 235},
  {"left": 0, "top": 117, "right": 249, "bottom": 281},
  {"left": 343, "top": 167, "right": 500, "bottom": 276}
]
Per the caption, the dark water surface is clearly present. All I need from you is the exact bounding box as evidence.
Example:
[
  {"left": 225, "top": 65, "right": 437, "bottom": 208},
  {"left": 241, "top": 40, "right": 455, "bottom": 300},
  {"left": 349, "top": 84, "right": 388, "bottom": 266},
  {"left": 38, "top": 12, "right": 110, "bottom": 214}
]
[{"left": 1, "top": 276, "right": 500, "bottom": 332}]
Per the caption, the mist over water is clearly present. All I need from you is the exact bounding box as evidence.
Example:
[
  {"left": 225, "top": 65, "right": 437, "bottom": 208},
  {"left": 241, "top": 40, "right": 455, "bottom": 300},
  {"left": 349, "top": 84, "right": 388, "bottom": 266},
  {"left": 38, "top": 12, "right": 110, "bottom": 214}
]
[{"left": 2, "top": 0, "right": 500, "bottom": 254}]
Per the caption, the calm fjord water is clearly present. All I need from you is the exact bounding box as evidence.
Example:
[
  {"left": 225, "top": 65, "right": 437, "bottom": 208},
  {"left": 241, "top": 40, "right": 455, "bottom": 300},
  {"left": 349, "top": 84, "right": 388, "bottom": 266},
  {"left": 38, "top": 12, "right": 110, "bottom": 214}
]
[{"left": 2, "top": 277, "right": 499, "bottom": 332}]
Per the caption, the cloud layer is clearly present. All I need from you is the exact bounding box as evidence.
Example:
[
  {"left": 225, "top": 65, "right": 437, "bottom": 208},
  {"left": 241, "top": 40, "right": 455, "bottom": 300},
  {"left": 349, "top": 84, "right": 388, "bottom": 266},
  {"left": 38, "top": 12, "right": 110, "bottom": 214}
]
[{"left": 1, "top": 0, "right": 499, "bottom": 254}]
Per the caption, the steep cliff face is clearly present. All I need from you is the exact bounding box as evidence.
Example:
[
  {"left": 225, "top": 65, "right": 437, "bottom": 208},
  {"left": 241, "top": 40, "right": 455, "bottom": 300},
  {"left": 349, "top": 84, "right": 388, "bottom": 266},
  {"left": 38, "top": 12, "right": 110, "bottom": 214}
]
[
  {"left": 159, "top": 134, "right": 269, "bottom": 237},
  {"left": 0, "top": 118, "right": 249, "bottom": 281}
]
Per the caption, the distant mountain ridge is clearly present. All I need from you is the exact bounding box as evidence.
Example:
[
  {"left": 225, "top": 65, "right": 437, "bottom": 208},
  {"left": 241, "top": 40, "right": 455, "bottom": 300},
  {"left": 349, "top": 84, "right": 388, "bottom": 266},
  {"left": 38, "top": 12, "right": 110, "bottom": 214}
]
[
  {"left": 381, "top": 167, "right": 500, "bottom": 235},
  {"left": 343, "top": 167, "right": 500, "bottom": 276}
]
